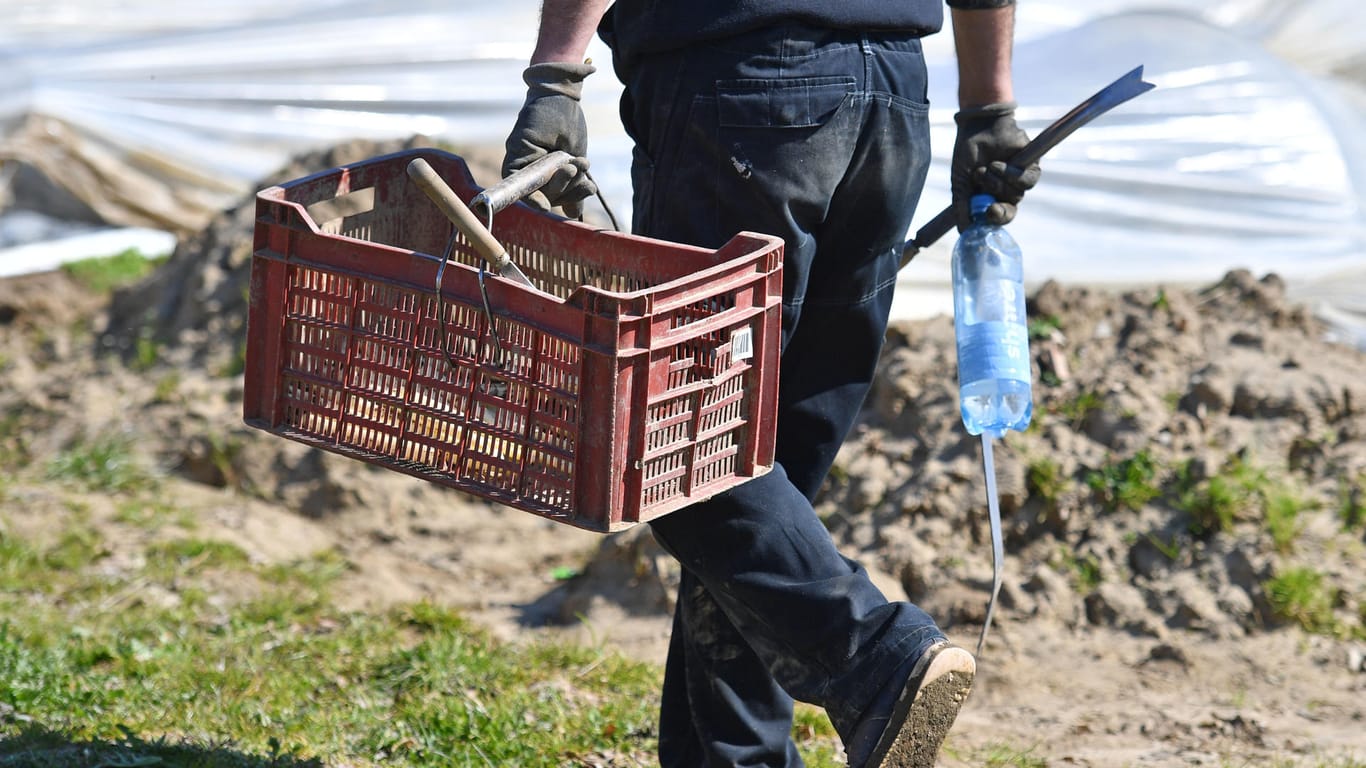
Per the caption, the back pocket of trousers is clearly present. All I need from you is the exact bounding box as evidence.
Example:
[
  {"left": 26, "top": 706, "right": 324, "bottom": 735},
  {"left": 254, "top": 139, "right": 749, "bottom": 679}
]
[{"left": 716, "top": 77, "right": 854, "bottom": 129}]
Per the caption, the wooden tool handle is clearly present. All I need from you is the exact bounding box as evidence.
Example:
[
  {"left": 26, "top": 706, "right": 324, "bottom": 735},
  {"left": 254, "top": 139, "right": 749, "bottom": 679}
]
[{"left": 406, "top": 157, "right": 511, "bottom": 272}]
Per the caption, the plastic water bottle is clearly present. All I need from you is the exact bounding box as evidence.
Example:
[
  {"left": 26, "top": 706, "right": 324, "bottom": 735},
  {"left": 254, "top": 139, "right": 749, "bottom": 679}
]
[
  {"left": 953, "top": 193, "right": 1032, "bottom": 656},
  {"left": 952, "top": 194, "right": 1032, "bottom": 437}
]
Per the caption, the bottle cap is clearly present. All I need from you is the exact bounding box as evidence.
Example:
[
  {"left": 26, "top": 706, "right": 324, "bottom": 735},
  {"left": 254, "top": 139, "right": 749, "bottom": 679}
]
[{"left": 970, "top": 194, "right": 995, "bottom": 216}]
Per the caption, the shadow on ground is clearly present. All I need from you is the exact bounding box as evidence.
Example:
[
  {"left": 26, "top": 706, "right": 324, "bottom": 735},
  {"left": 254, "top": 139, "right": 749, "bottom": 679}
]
[{"left": 0, "top": 725, "right": 324, "bottom": 768}]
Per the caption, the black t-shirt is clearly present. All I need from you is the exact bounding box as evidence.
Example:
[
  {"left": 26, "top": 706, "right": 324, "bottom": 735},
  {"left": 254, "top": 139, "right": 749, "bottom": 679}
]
[{"left": 600, "top": 0, "right": 944, "bottom": 66}]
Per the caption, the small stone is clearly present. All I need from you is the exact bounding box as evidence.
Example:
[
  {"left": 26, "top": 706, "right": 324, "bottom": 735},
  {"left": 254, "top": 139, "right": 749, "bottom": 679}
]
[
  {"left": 1181, "top": 368, "right": 1230, "bottom": 416},
  {"left": 1085, "top": 581, "right": 1163, "bottom": 637},
  {"left": 1348, "top": 645, "right": 1366, "bottom": 674},
  {"left": 1145, "top": 642, "right": 1189, "bottom": 667}
]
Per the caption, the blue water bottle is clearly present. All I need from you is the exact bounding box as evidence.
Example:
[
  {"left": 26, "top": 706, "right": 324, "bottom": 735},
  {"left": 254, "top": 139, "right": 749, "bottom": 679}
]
[{"left": 952, "top": 194, "right": 1033, "bottom": 437}]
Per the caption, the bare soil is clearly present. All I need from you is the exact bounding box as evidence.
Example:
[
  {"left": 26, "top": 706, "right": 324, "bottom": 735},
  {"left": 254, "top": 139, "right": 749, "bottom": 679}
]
[{"left": 1, "top": 138, "right": 1363, "bottom": 766}]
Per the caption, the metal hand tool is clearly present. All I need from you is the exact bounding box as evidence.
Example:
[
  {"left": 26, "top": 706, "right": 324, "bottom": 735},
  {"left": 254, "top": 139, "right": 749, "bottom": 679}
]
[{"left": 900, "top": 66, "right": 1156, "bottom": 268}]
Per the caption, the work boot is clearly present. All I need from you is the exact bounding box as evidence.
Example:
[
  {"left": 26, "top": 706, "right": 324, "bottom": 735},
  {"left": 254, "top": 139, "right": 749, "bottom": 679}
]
[{"left": 844, "top": 641, "right": 976, "bottom": 768}]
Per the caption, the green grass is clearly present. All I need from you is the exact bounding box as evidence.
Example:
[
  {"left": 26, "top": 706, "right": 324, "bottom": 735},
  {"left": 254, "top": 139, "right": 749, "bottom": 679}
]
[
  {"left": 218, "top": 340, "right": 248, "bottom": 379},
  {"left": 980, "top": 742, "right": 1048, "bottom": 768},
  {"left": 0, "top": 406, "right": 34, "bottom": 471},
  {"left": 1025, "top": 457, "right": 1070, "bottom": 512},
  {"left": 133, "top": 333, "right": 162, "bottom": 373},
  {"left": 1177, "top": 456, "right": 1266, "bottom": 537},
  {"left": 1176, "top": 457, "right": 1314, "bottom": 553},
  {"left": 152, "top": 372, "right": 183, "bottom": 403},
  {"left": 60, "top": 248, "right": 165, "bottom": 295},
  {"left": 1263, "top": 567, "right": 1339, "bottom": 636},
  {"left": 1338, "top": 474, "right": 1365, "bottom": 532},
  {"left": 0, "top": 517, "right": 666, "bottom": 767},
  {"left": 1086, "top": 450, "right": 1161, "bottom": 513},
  {"left": 1145, "top": 531, "right": 1184, "bottom": 562},
  {"left": 1265, "top": 490, "right": 1310, "bottom": 554},
  {"left": 143, "top": 538, "right": 252, "bottom": 579},
  {"left": 114, "top": 499, "right": 196, "bottom": 531},
  {"left": 45, "top": 434, "right": 158, "bottom": 494},
  {"left": 1027, "top": 314, "right": 1062, "bottom": 341},
  {"left": 1181, "top": 474, "right": 1245, "bottom": 536},
  {"left": 1054, "top": 545, "right": 1103, "bottom": 593},
  {"left": 944, "top": 740, "right": 1047, "bottom": 768},
  {"left": 1053, "top": 389, "right": 1104, "bottom": 430},
  {"left": 0, "top": 509, "right": 852, "bottom": 767}
]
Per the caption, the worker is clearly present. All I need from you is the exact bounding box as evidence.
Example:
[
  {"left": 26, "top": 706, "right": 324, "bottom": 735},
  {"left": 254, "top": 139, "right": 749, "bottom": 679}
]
[{"left": 501, "top": 1, "right": 1040, "bottom": 765}]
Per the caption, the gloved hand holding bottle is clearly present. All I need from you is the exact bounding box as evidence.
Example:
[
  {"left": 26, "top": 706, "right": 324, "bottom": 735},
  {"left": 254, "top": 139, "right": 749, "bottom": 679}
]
[{"left": 951, "top": 103, "right": 1041, "bottom": 231}]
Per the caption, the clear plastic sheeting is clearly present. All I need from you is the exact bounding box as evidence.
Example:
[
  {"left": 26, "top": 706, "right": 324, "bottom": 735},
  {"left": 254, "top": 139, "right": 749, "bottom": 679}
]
[
  {"left": 905, "top": 1, "right": 1366, "bottom": 347},
  {"left": 0, "top": 0, "right": 546, "bottom": 231},
  {"left": 906, "top": 11, "right": 1366, "bottom": 279},
  {"left": 0, "top": 0, "right": 1363, "bottom": 346}
]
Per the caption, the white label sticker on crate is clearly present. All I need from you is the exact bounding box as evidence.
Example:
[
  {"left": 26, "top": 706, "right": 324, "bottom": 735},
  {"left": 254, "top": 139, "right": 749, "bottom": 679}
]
[{"left": 731, "top": 326, "right": 754, "bottom": 362}]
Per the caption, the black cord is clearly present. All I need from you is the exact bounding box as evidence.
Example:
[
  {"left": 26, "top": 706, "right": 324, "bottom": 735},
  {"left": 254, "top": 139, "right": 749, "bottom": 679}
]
[{"left": 583, "top": 168, "right": 621, "bottom": 232}]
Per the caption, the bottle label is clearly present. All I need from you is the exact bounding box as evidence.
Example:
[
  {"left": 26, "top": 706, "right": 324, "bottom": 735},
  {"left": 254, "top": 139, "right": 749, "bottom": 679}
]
[{"left": 956, "top": 321, "right": 1031, "bottom": 384}]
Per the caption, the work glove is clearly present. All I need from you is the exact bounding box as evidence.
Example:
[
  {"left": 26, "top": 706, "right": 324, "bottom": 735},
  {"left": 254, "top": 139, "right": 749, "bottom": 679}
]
[
  {"left": 502, "top": 61, "right": 597, "bottom": 217},
  {"left": 951, "top": 102, "right": 1041, "bottom": 231}
]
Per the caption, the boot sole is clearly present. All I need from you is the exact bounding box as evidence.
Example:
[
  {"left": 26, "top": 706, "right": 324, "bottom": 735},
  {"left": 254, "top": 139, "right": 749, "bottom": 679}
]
[{"left": 871, "top": 644, "right": 975, "bottom": 768}]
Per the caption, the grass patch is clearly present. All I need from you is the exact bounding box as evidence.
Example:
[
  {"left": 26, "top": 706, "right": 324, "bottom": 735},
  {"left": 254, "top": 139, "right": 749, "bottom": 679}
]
[
  {"left": 1086, "top": 449, "right": 1161, "bottom": 513},
  {"left": 1053, "top": 389, "right": 1103, "bottom": 430},
  {"left": 1265, "top": 490, "right": 1311, "bottom": 554},
  {"left": 1144, "top": 532, "right": 1184, "bottom": 562},
  {"left": 1338, "top": 474, "right": 1365, "bottom": 532},
  {"left": 218, "top": 339, "right": 249, "bottom": 379},
  {"left": 60, "top": 248, "right": 165, "bottom": 294},
  {"left": 0, "top": 533, "right": 42, "bottom": 592},
  {"left": 133, "top": 333, "right": 162, "bottom": 373},
  {"left": 1177, "top": 456, "right": 1266, "bottom": 537},
  {"left": 1177, "top": 457, "right": 1312, "bottom": 552},
  {"left": 152, "top": 372, "right": 182, "bottom": 403},
  {"left": 145, "top": 538, "right": 251, "bottom": 574},
  {"left": 45, "top": 435, "right": 157, "bottom": 494},
  {"left": 114, "top": 499, "right": 195, "bottom": 532},
  {"left": 945, "top": 740, "right": 1047, "bottom": 768},
  {"left": 40, "top": 529, "right": 106, "bottom": 572},
  {"left": 0, "top": 517, "right": 688, "bottom": 767},
  {"left": 1264, "top": 567, "right": 1339, "bottom": 635},
  {"left": 0, "top": 406, "right": 34, "bottom": 471},
  {"left": 1025, "top": 457, "right": 1070, "bottom": 511},
  {"left": 1027, "top": 314, "right": 1062, "bottom": 341},
  {"left": 1054, "top": 545, "right": 1103, "bottom": 593}
]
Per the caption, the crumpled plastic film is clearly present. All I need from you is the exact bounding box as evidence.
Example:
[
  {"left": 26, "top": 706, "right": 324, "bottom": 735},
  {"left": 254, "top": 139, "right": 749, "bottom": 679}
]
[{"left": 0, "top": 0, "right": 1362, "bottom": 345}]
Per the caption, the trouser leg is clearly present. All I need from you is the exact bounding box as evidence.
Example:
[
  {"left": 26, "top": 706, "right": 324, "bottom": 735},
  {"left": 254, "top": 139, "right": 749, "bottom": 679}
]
[
  {"left": 657, "top": 568, "right": 804, "bottom": 768},
  {"left": 617, "top": 25, "right": 937, "bottom": 766}
]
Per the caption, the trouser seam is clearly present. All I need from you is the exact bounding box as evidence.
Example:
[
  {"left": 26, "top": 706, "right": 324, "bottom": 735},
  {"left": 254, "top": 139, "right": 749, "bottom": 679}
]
[{"left": 792, "top": 268, "right": 899, "bottom": 310}]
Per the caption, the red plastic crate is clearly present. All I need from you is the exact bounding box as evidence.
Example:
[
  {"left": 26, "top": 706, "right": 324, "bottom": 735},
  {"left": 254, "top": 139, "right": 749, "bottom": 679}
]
[{"left": 243, "top": 148, "right": 783, "bottom": 532}]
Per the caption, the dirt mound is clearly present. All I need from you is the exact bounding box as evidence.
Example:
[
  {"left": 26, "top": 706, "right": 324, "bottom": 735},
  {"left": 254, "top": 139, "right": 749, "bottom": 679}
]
[
  {"left": 823, "top": 271, "right": 1366, "bottom": 642},
  {"left": 98, "top": 136, "right": 504, "bottom": 374}
]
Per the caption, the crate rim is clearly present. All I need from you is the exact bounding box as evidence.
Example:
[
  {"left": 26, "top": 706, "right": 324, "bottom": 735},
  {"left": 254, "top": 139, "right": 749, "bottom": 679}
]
[{"left": 255, "top": 147, "right": 785, "bottom": 314}]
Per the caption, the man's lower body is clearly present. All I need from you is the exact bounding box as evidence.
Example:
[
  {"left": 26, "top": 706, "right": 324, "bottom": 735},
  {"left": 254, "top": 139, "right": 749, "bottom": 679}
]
[{"left": 614, "top": 24, "right": 970, "bottom": 767}]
